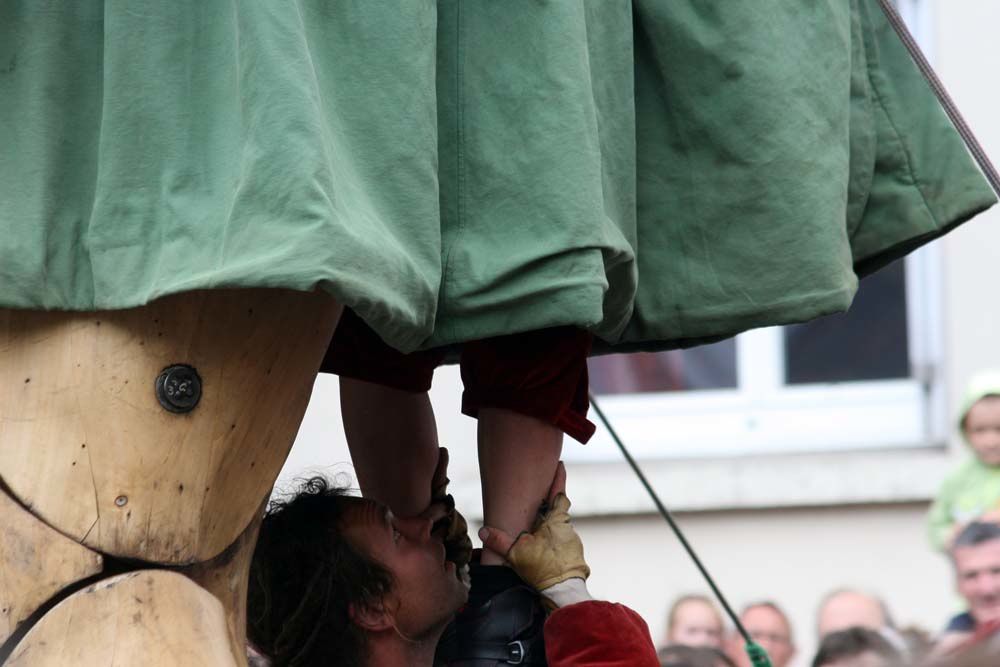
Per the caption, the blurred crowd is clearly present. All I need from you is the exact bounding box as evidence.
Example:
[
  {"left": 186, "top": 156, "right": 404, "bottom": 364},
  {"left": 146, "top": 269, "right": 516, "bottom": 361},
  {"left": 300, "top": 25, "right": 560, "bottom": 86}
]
[
  {"left": 656, "top": 588, "right": 921, "bottom": 667},
  {"left": 655, "top": 373, "right": 1000, "bottom": 667}
]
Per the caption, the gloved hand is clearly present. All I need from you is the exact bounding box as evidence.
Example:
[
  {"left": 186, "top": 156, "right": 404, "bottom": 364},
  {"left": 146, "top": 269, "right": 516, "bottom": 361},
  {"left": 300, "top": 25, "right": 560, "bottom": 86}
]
[
  {"left": 479, "top": 462, "right": 592, "bottom": 608},
  {"left": 429, "top": 447, "right": 473, "bottom": 584}
]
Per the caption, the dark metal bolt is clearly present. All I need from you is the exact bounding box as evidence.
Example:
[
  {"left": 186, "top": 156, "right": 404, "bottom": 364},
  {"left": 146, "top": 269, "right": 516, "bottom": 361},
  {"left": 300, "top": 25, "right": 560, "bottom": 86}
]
[{"left": 155, "top": 364, "right": 202, "bottom": 414}]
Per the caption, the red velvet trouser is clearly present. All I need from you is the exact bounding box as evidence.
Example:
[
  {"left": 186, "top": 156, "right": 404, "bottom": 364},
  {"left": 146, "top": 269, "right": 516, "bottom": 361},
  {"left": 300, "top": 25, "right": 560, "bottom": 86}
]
[{"left": 320, "top": 308, "right": 595, "bottom": 444}]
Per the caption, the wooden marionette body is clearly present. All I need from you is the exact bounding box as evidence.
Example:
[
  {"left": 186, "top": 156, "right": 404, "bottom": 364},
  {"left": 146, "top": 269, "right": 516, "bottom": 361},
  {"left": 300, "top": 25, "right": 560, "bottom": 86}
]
[{"left": 0, "top": 289, "right": 341, "bottom": 665}]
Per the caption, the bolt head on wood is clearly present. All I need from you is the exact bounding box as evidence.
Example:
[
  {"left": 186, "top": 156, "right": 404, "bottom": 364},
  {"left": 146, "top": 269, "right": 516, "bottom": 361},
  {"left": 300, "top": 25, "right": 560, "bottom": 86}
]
[{"left": 155, "top": 365, "right": 202, "bottom": 414}]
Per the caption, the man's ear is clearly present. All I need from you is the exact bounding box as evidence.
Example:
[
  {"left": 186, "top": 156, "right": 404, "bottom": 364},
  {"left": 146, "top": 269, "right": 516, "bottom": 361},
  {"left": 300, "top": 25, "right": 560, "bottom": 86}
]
[{"left": 349, "top": 600, "right": 393, "bottom": 633}]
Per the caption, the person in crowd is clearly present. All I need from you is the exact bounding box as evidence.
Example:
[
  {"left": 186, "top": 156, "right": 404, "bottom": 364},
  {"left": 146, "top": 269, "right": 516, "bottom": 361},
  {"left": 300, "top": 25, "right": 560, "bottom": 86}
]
[
  {"left": 928, "top": 372, "right": 1000, "bottom": 550},
  {"left": 811, "top": 627, "right": 900, "bottom": 667},
  {"left": 934, "top": 521, "right": 1000, "bottom": 657},
  {"left": 658, "top": 644, "right": 736, "bottom": 667},
  {"left": 726, "top": 601, "right": 796, "bottom": 667},
  {"left": 817, "top": 589, "right": 894, "bottom": 638},
  {"left": 665, "top": 593, "right": 726, "bottom": 649},
  {"left": 247, "top": 461, "right": 660, "bottom": 666}
]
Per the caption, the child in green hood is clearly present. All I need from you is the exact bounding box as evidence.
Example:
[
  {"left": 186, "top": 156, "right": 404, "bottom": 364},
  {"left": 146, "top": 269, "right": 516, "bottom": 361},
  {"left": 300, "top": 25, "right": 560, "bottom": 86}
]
[{"left": 928, "top": 373, "right": 1000, "bottom": 550}]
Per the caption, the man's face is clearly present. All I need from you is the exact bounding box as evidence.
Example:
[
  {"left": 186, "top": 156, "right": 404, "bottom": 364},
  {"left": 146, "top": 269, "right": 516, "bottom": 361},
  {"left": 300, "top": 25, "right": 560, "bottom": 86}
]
[
  {"left": 735, "top": 606, "right": 795, "bottom": 667},
  {"left": 669, "top": 599, "right": 724, "bottom": 648},
  {"left": 342, "top": 498, "right": 469, "bottom": 639},
  {"left": 954, "top": 538, "right": 1000, "bottom": 624},
  {"left": 964, "top": 397, "right": 1000, "bottom": 465}
]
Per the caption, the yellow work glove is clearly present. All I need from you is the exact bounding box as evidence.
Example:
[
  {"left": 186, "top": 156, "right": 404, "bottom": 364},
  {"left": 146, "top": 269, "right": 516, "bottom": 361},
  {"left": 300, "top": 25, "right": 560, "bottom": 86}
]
[
  {"left": 506, "top": 492, "right": 590, "bottom": 592},
  {"left": 479, "top": 463, "right": 592, "bottom": 608}
]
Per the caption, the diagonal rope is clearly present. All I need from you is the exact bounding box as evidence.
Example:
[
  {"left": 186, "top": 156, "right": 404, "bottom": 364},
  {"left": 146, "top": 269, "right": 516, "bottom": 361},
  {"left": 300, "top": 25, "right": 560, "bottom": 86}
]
[
  {"left": 877, "top": 0, "right": 1000, "bottom": 198},
  {"left": 589, "top": 394, "right": 772, "bottom": 667}
]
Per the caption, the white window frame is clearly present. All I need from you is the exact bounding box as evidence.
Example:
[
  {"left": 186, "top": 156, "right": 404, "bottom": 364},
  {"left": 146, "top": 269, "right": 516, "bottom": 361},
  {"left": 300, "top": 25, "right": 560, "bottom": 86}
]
[{"left": 572, "top": 245, "right": 945, "bottom": 463}]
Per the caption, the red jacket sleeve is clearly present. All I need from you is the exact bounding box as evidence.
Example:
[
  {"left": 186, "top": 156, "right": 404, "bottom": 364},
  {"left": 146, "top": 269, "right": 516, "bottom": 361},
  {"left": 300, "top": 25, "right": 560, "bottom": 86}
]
[{"left": 544, "top": 600, "right": 659, "bottom": 667}]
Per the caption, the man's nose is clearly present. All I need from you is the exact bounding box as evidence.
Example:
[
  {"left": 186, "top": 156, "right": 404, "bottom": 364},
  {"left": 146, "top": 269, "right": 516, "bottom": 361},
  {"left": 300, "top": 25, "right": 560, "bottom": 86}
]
[{"left": 396, "top": 516, "right": 433, "bottom": 542}]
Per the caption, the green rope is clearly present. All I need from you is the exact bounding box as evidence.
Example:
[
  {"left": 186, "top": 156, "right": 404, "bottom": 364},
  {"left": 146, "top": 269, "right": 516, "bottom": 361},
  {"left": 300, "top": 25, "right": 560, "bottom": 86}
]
[
  {"left": 589, "top": 394, "right": 773, "bottom": 667},
  {"left": 745, "top": 641, "right": 773, "bottom": 667}
]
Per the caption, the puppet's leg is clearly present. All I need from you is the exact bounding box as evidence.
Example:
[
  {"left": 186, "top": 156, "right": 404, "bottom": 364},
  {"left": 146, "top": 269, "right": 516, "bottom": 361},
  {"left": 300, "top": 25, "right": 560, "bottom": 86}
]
[
  {"left": 330, "top": 311, "right": 593, "bottom": 534},
  {"left": 326, "top": 308, "right": 445, "bottom": 516},
  {"left": 460, "top": 328, "right": 594, "bottom": 561},
  {"left": 340, "top": 377, "right": 441, "bottom": 517},
  {"left": 0, "top": 289, "right": 340, "bottom": 665},
  {"left": 475, "top": 408, "right": 564, "bottom": 565},
  {"left": 340, "top": 387, "right": 566, "bottom": 557}
]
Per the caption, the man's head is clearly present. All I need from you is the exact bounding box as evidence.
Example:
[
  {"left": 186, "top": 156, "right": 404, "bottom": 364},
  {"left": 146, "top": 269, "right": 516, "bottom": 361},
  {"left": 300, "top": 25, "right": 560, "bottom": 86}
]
[
  {"left": 667, "top": 594, "right": 724, "bottom": 648},
  {"left": 958, "top": 373, "right": 1000, "bottom": 465},
  {"left": 247, "top": 477, "right": 468, "bottom": 666},
  {"left": 952, "top": 521, "right": 1000, "bottom": 625},
  {"left": 810, "top": 628, "right": 899, "bottom": 667},
  {"left": 816, "top": 589, "right": 891, "bottom": 639},
  {"left": 729, "top": 601, "right": 795, "bottom": 667}
]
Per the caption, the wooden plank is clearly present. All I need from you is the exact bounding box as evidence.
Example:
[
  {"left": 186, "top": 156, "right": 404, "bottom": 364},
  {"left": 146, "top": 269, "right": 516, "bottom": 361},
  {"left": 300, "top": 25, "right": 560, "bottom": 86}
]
[
  {"left": 0, "top": 289, "right": 340, "bottom": 563},
  {"left": 6, "top": 571, "right": 242, "bottom": 666},
  {"left": 0, "top": 487, "right": 103, "bottom": 645}
]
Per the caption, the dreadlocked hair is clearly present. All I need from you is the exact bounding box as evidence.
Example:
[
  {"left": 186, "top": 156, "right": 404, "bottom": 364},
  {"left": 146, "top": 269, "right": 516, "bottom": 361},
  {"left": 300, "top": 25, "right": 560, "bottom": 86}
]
[{"left": 247, "top": 477, "right": 394, "bottom": 667}]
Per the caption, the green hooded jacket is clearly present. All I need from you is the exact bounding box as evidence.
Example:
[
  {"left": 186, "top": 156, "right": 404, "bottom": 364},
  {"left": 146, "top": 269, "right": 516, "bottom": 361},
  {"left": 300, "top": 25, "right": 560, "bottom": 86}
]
[{"left": 928, "top": 373, "right": 1000, "bottom": 551}]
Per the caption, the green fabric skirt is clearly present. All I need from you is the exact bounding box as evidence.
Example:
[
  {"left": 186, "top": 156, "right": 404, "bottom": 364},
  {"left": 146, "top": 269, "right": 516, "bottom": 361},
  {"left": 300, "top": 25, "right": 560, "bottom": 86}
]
[{"left": 0, "top": 1, "right": 994, "bottom": 353}]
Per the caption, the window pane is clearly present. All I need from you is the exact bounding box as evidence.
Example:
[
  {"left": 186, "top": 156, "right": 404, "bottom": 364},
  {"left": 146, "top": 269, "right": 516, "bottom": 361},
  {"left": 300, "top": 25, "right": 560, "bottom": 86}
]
[
  {"left": 784, "top": 261, "right": 909, "bottom": 384},
  {"left": 589, "top": 339, "right": 738, "bottom": 395}
]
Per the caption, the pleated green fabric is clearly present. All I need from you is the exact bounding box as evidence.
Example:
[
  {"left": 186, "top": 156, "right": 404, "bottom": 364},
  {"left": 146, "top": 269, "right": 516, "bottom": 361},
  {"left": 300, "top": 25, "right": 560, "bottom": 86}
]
[{"left": 0, "top": 1, "right": 994, "bottom": 353}]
